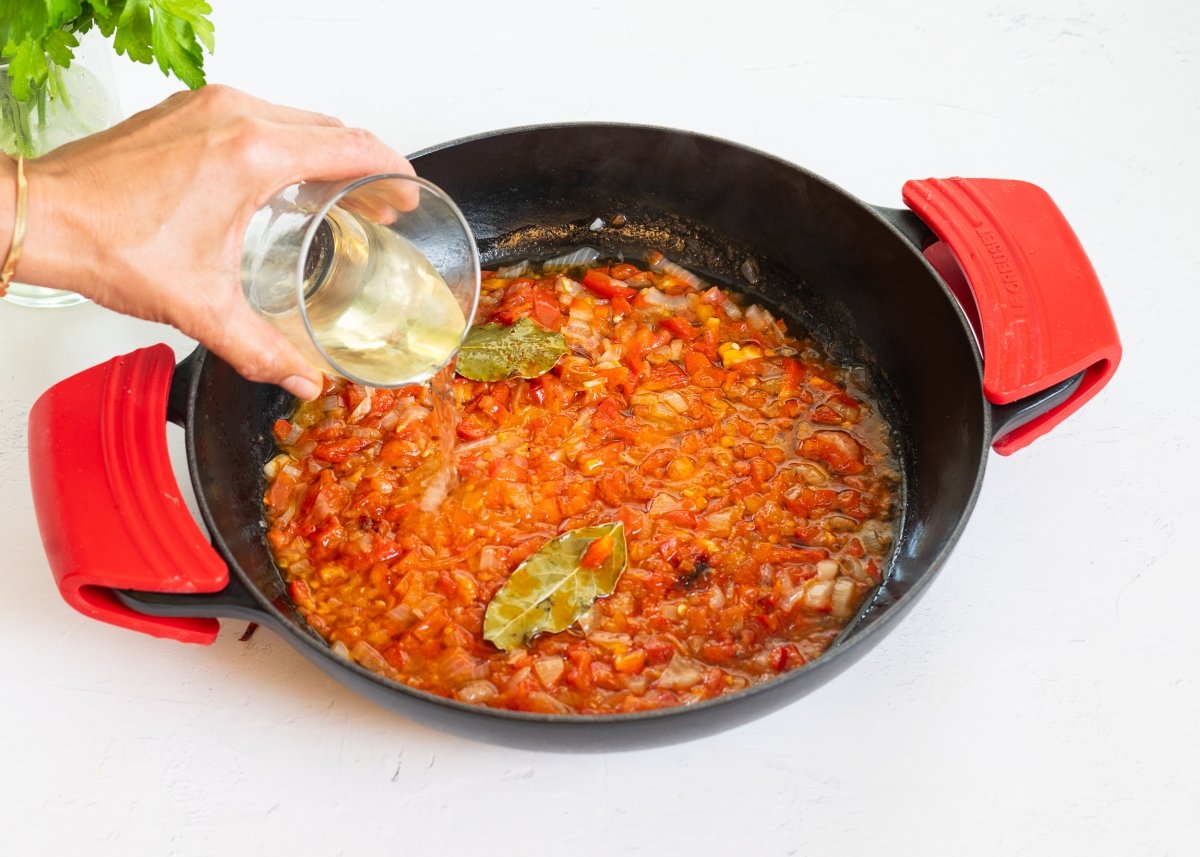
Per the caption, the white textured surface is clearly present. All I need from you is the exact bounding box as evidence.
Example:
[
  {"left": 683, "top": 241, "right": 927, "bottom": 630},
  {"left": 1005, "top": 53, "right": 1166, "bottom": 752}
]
[{"left": 2, "top": 1, "right": 1196, "bottom": 854}]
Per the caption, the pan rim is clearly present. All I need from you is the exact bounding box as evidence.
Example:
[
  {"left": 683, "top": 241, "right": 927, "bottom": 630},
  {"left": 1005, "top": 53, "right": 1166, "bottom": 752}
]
[{"left": 184, "top": 122, "right": 994, "bottom": 728}]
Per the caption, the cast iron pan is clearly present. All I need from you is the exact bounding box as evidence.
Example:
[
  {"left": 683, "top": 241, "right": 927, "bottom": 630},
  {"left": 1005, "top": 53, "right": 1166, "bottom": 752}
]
[{"left": 29, "top": 124, "right": 1121, "bottom": 749}]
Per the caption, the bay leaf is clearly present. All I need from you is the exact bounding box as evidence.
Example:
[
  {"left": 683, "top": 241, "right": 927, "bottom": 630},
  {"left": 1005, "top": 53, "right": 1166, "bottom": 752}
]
[
  {"left": 455, "top": 317, "right": 568, "bottom": 382},
  {"left": 483, "top": 523, "right": 628, "bottom": 652}
]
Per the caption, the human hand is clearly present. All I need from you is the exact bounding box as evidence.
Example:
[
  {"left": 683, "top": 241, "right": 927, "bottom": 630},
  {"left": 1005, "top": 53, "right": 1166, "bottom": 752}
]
[{"left": 17, "top": 85, "right": 414, "bottom": 400}]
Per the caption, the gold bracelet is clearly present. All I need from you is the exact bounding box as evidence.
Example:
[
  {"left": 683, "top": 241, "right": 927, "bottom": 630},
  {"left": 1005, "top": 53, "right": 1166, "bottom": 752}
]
[{"left": 0, "top": 155, "right": 29, "bottom": 298}]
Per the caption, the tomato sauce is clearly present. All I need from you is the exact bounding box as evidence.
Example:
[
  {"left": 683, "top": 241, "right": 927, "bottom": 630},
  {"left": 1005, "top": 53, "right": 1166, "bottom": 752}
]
[{"left": 263, "top": 256, "right": 899, "bottom": 714}]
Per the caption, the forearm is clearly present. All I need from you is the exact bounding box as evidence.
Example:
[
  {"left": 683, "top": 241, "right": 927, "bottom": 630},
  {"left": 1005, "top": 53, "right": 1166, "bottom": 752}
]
[
  {"left": 0, "top": 153, "right": 91, "bottom": 290},
  {"left": 1, "top": 86, "right": 411, "bottom": 401}
]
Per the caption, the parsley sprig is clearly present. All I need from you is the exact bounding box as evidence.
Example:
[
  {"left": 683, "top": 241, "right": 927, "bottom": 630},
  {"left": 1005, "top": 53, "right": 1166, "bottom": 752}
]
[{"left": 1, "top": 2, "right": 214, "bottom": 155}]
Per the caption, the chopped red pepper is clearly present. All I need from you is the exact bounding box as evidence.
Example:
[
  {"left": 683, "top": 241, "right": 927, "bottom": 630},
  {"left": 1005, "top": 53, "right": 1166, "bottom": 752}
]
[
  {"left": 580, "top": 532, "right": 616, "bottom": 569},
  {"left": 582, "top": 269, "right": 637, "bottom": 299},
  {"left": 263, "top": 255, "right": 898, "bottom": 716}
]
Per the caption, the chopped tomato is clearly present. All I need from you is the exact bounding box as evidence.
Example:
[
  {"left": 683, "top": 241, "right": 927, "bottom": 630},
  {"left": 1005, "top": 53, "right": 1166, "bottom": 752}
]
[
  {"left": 661, "top": 316, "right": 698, "bottom": 341},
  {"left": 264, "top": 255, "right": 897, "bottom": 717},
  {"left": 580, "top": 532, "right": 616, "bottom": 569},
  {"left": 582, "top": 270, "right": 637, "bottom": 299}
]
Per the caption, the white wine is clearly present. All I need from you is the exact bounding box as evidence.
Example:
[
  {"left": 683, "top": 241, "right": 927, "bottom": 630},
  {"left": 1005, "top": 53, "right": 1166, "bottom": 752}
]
[
  {"left": 305, "top": 208, "right": 467, "bottom": 385},
  {"left": 419, "top": 362, "right": 460, "bottom": 512},
  {"left": 262, "top": 206, "right": 468, "bottom": 387}
]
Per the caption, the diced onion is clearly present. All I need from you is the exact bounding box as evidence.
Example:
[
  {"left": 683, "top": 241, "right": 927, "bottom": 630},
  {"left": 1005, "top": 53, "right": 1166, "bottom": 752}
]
[
  {"left": 276, "top": 421, "right": 302, "bottom": 445},
  {"left": 543, "top": 247, "right": 601, "bottom": 269},
  {"left": 649, "top": 256, "right": 706, "bottom": 290},
  {"left": 745, "top": 304, "right": 771, "bottom": 331},
  {"left": 455, "top": 680, "right": 499, "bottom": 703},
  {"left": 760, "top": 362, "right": 785, "bottom": 381},
  {"left": 640, "top": 287, "right": 690, "bottom": 310},
  {"left": 351, "top": 640, "right": 390, "bottom": 673},
  {"left": 648, "top": 492, "right": 682, "bottom": 515},
  {"left": 479, "top": 545, "right": 507, "bottom": 574},
  {"left": 533, "top": 656, "right": 566, "bottom": 688},
  {"left": 319, "top": 395, "right": 341, "bottom": 412},
  {"left": 439, "top": 648, "right": 488, "bottom": 685},
  {"left": 706, "top": 508, "right": 737, "bottom": 536},
  {"left": 831, "top": 578, "right": 856, "bottom": 620},
  {"left": 349, "top": 389, "right": 373, "bottom": 423},
  {"left": 563, "top": 319, "right": 602, "bottom": 354},
  {"left": 663, "top": 391, "right": 688, "bottom": 413},
  {"left": 780, "top": 586, "right": 808, "bottom": 613},
  {"left": 262, "top": 453, "right": 291, "bottom": 479},
  {"left": 557, "top": 276, "right": 584, "bottom": 296},
  {"left": 841, "top": 557, "right": 875, "bottom": 584},
  {"left": 805, "top": 580, "right": 833, "bottom": 610},
  {"left": 312, "top": 494, "right": 335, "bottom": 522},
  {"left": 386, "top": 603, "right": 416, "bottom": 627},
  {"left": 816, "top": 559, "right": 840, "bottom": 579},
  {"left": 859, "top": 522, "right": 892, "bottom": 555},
  {"left": 655, "top": 653, "right": 704, "bottom": 690},
  {"left": 395, "top": 404, "right": 431, "bottom": 431},
  {"left": 597, "top": 340, "right": 621, "bottom": 363},
  {"left": 276, "top": 499, "right": 299, "bottom": 528},
  {"left": 419, "top": 470, "right": 451, "bottom": 512},
  {"left": 378, "top": 409, "right": 401, "bottom": 431},
  {"left": 648, "top": 402, "right": 677, "bottom": 422},
  {"left": 589, "top": 218, "right": 604, "bottom": 231},
  {"left": 457, "top": 435, "right": 499, "bottom": 454},
  {"left": 497, "top": 259, "right": 531, "bottom": 278}
]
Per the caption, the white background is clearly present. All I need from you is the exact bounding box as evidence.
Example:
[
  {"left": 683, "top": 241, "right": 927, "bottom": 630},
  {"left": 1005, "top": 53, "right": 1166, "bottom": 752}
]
[{"left": 1, "top": 1, "right": 1196, "bottom": 854}]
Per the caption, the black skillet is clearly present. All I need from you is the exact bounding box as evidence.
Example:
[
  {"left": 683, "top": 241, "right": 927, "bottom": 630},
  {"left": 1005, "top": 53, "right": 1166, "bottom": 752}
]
[{"left": 29, "top": 124, "right": 1120, "bottom": 749}]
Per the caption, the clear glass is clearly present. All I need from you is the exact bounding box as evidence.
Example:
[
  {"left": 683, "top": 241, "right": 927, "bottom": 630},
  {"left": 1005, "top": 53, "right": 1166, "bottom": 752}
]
[
  {"left": 242, "top": 174, "right": 480, "bottom": 388},
  {"left": 0, "top": 32, "right": 121, "bottom": 308}
]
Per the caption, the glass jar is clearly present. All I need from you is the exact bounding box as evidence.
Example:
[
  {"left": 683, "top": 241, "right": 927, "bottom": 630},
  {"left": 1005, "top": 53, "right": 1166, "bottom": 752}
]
[{"left": 0, "top": 32, "right": 121, "bottom": 308}]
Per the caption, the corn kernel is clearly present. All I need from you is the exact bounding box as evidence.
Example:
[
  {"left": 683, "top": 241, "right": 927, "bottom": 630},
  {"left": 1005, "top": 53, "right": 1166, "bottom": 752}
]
[{"left": 719, "top": 343, "right": 764, "bottom": 368}]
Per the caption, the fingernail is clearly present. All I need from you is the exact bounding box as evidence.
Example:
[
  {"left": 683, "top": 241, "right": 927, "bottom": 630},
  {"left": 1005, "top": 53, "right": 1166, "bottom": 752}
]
[{"left": 282, "top": 375, "right": 322, "bottom": 400}]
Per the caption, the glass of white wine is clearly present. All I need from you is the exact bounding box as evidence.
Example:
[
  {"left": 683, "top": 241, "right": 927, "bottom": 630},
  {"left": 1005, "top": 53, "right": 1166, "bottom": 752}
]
[{"left": 242, "top": 173, "right": 480, "bottom": 388}]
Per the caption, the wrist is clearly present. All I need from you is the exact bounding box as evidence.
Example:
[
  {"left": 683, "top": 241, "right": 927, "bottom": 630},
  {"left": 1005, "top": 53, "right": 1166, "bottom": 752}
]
[{"left": 17, "top": 156, "right": 93, "bottom": 291}]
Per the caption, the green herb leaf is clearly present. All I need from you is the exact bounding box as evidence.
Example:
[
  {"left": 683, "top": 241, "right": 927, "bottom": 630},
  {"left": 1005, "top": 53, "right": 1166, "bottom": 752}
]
[
  {"left": 455, "top": 317, "right": 569, "bottom": 382},
  {"left": 111, "top": 0, "right": 155, "bottom": 65},
  {"left": 483, "top": 523, "right": 628, "bottom": 652},
  {"left": 1, "top": 1, "right": 214, "bottom": 110},
  {"left": 149, "top": 4, "right": 204, "bottom": 87}
]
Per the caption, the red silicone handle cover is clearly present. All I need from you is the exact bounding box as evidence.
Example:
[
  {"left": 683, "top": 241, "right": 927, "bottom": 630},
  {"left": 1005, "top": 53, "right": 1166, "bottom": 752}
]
[
  {"left": 28, "top": 344, "right": 228, "bottom": 643},
  {"left": 902, "top": 178, "right": 1121, "bottom": 455}
]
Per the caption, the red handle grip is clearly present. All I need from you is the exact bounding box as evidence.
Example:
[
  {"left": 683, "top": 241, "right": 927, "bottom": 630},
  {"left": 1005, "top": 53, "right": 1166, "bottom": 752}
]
[
  {"left": 902, "top": 178, "right": 1121, "bottom": 455},
  {"left": 28, "top": 344, "right": 229, "bottom": 643}
]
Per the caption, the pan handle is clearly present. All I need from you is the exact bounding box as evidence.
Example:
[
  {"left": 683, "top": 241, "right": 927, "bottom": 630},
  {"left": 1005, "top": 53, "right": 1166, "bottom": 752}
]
[
  {"left": 28, "top": 344, "right": 231, "bottom": 644},
  {"left": 902, "top": 178, "right": 1121, "bottom": 454}
]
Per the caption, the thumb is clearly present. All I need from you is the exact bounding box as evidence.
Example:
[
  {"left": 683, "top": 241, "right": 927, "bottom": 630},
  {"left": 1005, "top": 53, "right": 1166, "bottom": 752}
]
[{"left": 192, "top": 299, "right": 325, "bottom": 400}]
